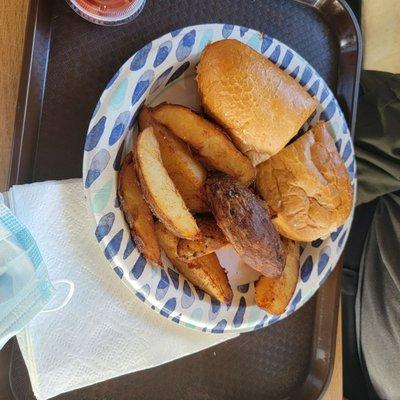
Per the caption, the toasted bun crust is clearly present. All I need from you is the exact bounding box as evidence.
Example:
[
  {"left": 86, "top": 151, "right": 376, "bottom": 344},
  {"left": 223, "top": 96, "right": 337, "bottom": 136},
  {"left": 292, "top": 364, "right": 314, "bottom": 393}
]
[
  {"left": 197, "top": 39, "right": 318, "bottom": 165},
  {"left": 256, "top": 122, "right": 353, "bottom": 242}
]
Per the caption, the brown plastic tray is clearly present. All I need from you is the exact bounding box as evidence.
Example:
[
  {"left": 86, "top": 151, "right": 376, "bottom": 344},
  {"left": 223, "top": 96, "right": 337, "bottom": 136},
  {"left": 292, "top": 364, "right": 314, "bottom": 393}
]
[{"left": 6, "top": 0, "right": 361, "bottom": 399}]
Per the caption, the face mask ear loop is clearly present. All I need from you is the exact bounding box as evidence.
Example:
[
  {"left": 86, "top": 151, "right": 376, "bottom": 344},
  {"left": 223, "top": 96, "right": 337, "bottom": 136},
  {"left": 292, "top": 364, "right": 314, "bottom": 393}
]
[{"left": 40, "top": 280, "right": 75, "bottom": 314}]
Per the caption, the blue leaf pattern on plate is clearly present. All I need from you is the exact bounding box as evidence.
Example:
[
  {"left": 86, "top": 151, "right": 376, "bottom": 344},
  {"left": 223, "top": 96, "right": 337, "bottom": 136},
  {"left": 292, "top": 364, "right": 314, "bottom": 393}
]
[
  {"left": 85, "top": 149, "right": 110, "bottom": 188},
  {"left": 318, "top": 251, "right": 330, "bottom": 275},
  {"left": 131, "top": 70, "right": 154, "bottom": 105},
  {"left": 342, "top": 120, "right": 349, "bottom": 134},
  {"left": 123, "top": 238, "right": 135, "bottom": 260},
  {"left": 233, "top": 297, "right": 246, "bottom": 327},
  {"left": 289, "top": 290, "right": 302, "bottom": 312},
  {"left": 150, "top": 66, "right": 173, "bottom": 94},
  {"left": 113, "top": 143, "right": 124, "bottom": 171},
  {"left": 311, "top": 238, "right": 323, "bottom": 248},
  {"left": 153, "top": 41, "right": 172, "bottom": 67},
  {"left": 300, "top": 66, "right": 312, "bottom": 86},
  {"left": 348, "top": 159, "right": 355, "bottom": 177},
  {"left": 166, "top": 61, "right": 190, "bottom": 85},
  {"left": 181, "top": 280, "right": 195, "bottom": 309},
  {"left": 222, "top": 24, "right": 234, "bottom": 38},
  {"left": 280, "top": 49, "right": 293, "bottom": 69},
  {"left": 95, "top": 212, "right": 115, "bottom": 242},
  {"left": 130, "top": 42, "right": 152, "bottom": 71},
  {"left": 254, "top": 315, "right": 268, "bottom": 330},
  {"left": 85, "top": 117, "right": 106, "bottom": 151},
  {"left": 160, "top": 298, "right": 177, "bottom": 317},
  {"left": 167, "top": 267, "right": 179, "bottom": 289},
  {"left": 172, "top": 313, "right": 181, "bottom": 324},
  {"left": 156, "top": 269, "right": 170, "bottom": 300},
  {"left": 320, "top": 86, "right": 329, "bottom": 103},
  {"left": 335, "top": 139, "right": 342, "bottom": 152},
  {"left": 338, "top": 231, "right": 347, "bottom": 248},
  {"left": 237, "top": 283, "right": 249, "bottom": 293},
  {"left": 130, "top": 254, "right": 147, "bottom": 280},
  {"left": 176, "top": 29, "right": 196, "bottom": 61},
  {"left": 212, "top": 319, "right": 227, "bottom": 334},
  {"left": 261, "top": 36, "right": 273, "bottom": 54},
  {"left": 321, "top": 98, "right": 337, "bottom": 121},
  {"left": 209, "top": 297, "right": 221, "bottom": 321},
  {"left": 308, "top": 79, "right": 320, "bottom": 97},
  {"left": 130, "top": 103, "right": 144, "bottom": 129},
  {"left": 268, "top": 315, "right": 281, "bottom": 326},
  {"left": 109, "top": 111, "right": 130, "bottom": 146},
  {"left": 239, "top": 26, "right": 249, "bottom": 37},
  {"left": 104, "top": 229, "right": 123, "bottom": 261},
  {"left": 114, "top": 266, "right": 124, "bottom": 279},
  {"left": 289, "top": 66, "right": 300, "bottom": 79},
  {"left": 269, "top": 45, "right": 281, "bottom": 64},
  {"left": 301, "top": 256, "right": 313, "bottom": 282},
  {"left": 195, "top": 287, "right": 205, "bottom": 300},
  {"left": 330, "top": 226, "right": 343, "bottom": 241},
  {"left": 171, "top": 29, "right": 182, "bottom": 37},
  {"left": 342, "top": 140, "right": 352, "bottom": 162}
]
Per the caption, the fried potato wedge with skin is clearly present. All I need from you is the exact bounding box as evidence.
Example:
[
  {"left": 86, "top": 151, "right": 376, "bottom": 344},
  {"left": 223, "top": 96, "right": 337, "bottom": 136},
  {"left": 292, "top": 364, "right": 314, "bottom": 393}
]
[
  {"left": 206, "top": 174, "right": 286, "bottom": 278},
  {"left": 151, "top": 103, "right": 255, "bottom": 185},
  {"left": 155, "top": 222, "right": 233, "bottom": 303},
  {"left": 135, "top": 127, "right": 200, "bottom": 239},
  {"left": 177, "top": 216, "right": 229, "bottom": 260},
  {"left": 255, "top": 239, "right": 300, "bottom": 315},
  {"left": 118, "top": 152, "right": 162, "bottom": 266},
  {"left": 138, "top": 106, "right": 208, "bottom": 213}
]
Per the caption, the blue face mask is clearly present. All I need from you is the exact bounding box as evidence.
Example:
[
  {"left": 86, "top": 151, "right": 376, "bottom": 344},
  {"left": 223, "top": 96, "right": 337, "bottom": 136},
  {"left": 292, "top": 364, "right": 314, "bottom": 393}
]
[{"left": 0, "top": 202, "right": 55, "bottom": 349}]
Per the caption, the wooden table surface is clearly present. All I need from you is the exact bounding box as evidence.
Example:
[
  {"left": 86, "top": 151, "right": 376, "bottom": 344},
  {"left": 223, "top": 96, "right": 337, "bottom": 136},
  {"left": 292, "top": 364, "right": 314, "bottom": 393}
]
[{"left": 6, "top": 0, "right": 398, "bottom": 398}]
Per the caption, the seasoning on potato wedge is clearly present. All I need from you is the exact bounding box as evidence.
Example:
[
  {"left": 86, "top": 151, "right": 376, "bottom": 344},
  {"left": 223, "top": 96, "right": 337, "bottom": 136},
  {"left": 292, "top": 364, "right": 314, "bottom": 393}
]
[
  {"left": 155, "top": 222, "right": 233, "bottom": 304},
  {"left": 255, "top": 239, "right": 300, "bottom": 315},
  {"left": 138, "top": 106, "right": 208, "bottom": 213},
  {"left": 206, "top": 174, "right": 286, "bottom": 278},
  {"left": 150, "top": 103, "right": 255, "bottom": 185},
  {"left": 135, "top": 127, "right": 200, "bottom": 240},
  {"left": 118, "top": 152, "right": 162, "bottom": 266},
  {"left": 177, "top": 215, "right": 228, "bottom": 261}
]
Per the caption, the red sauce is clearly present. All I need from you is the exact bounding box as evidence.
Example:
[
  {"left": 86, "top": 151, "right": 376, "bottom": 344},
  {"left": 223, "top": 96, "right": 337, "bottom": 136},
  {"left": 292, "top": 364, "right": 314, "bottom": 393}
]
[{"left": 75, "top": 0, "right": 135, "bottom": 15}]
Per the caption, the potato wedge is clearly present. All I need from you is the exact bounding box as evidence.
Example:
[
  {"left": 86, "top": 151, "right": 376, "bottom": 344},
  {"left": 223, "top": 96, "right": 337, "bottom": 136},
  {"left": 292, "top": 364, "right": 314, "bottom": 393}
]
[
  {"left": 155, "top": 222, "right": 233, "bottom": 303},
  {"left": 177, "top": 216, "right": 228, "bottom": 260},
  {"left": 138, "top": 106, "right": 208, "bottom": 212},
  {"left": 151, "top": 103, "right": 255, "bottom": 185},
  {"left": 135, "top": 127, "right": 200, "bottom": 239},
  {"left": 255, "top": 239, "right": 300, "bottom": 315},
  {"left": 206, "top": 174, "right": 286, "bottom": 278},
  {"left": 118, "top": 152, "right": 162, "bottom": 265}
]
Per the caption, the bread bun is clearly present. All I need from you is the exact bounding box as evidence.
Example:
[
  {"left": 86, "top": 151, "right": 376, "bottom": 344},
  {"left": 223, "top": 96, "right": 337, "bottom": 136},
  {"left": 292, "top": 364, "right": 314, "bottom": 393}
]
[
  {"left": 256, "top": 122, "right": 352, "bottom": 242},
  {"left": 197, "top": 39, "right": 318, "bottom": 165}
]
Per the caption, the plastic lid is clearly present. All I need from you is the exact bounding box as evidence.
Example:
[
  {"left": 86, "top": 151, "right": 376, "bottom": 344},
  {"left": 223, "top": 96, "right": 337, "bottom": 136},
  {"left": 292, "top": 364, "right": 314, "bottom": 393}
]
[{"left": 67, "top": 0, "right": 146, "bottom": 26}]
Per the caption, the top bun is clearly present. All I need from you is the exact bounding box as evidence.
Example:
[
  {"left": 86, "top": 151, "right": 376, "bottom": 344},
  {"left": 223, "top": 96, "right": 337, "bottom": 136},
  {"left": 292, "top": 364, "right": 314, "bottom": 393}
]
[
  {"left": 197, "top": 39, "right": 318, "bottom": 165},
  {"left": 256, "top": 122, "right": 353, "bottom": 242}
]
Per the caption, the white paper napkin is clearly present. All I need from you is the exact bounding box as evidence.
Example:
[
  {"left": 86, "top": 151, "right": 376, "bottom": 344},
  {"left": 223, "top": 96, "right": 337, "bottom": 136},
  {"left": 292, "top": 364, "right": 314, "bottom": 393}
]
[{"left": 11, "top": 179, "right": 237, "bottom": 400}]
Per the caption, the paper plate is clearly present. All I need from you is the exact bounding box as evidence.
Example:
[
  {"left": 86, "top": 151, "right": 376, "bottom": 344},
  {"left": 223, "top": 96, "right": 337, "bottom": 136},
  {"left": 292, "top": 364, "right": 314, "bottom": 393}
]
[{"left": 82, "top": 24, "right": 356, "bottom": 333}]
